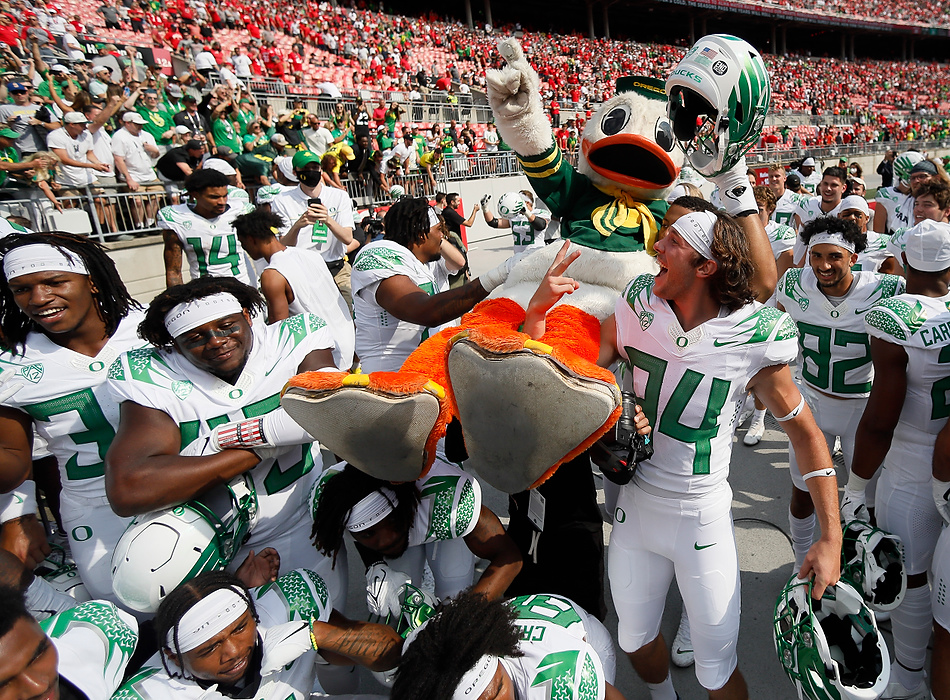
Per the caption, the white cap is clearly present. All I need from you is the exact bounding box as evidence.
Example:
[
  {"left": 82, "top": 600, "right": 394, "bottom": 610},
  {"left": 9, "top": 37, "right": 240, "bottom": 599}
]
[
  {"left": 50, "top": 64, "right": 70, "bottom": 73},
  {"left": 801, "top": 157, "right": 816, "bottom": 167},
  {"left": 275, "top": 156, "right": 298, "bottom": 182},
  {"left": 92, "top": 64, "right": 111, "bottom": 74},
  {"left": 63, "top": 112, "right": 88, "bottom": 124},
  {"left": 903, "top": 220, "right": 950, "bottom": 272},
  {"left": 174, "top": 124, "right": 192, "bottom": 135},
  {"left": 838, "top": 195, "right": 870, "bottom": 217},
  {"left": 122, "top": 111, "right": 146, "bottom": 124},
  {"left": 202, "top": 158, "right": 236, "bottom": 176}
]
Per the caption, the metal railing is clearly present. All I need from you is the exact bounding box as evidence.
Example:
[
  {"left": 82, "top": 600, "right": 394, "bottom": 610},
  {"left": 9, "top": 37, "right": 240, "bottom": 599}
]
[
  {"left": 745, "top": 138, "right": 950, "bottom": 164},
  {"left": 0, "top": 184, "right": 173, "bottom": 242}
]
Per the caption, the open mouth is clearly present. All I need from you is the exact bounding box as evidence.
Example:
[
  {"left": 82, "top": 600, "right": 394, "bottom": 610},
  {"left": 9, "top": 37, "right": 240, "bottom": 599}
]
[{"left": 583, "top": 134, "right": 678, "bottom": 190}]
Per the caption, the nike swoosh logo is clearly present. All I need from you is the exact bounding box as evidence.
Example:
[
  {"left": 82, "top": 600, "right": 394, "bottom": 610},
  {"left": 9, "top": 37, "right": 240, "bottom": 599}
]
[
  {"left": 675, "top": 647, "right": 692, "bottom": 654},
  {"left": 694, "top": 542, "right": 715, "bottom": 550}
]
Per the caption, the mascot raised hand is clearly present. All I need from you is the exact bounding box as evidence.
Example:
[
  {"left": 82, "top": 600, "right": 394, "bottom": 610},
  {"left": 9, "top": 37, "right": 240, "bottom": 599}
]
[{"left": 281, "top": 35, "right": 771, "bottom": 493}]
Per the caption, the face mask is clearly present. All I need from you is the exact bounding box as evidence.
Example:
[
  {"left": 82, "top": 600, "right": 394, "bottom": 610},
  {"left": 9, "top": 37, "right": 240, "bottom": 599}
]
[{"left": 298, "top": 170, "right": 321, "bottom": 186}]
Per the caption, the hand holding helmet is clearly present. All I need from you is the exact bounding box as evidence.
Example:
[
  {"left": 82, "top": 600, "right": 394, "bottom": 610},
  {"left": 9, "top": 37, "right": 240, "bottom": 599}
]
[{"left": 365, "top": 562, "right": 412, "bottom": 619}]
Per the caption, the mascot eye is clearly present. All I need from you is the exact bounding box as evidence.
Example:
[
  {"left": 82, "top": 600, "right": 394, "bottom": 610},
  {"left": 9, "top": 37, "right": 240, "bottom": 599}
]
[
  {"left": 655, "top": 117, "right": 675, "bottom": 152},
  {"left": 601, "top": 106, "right": 630, "bottom": 136}
]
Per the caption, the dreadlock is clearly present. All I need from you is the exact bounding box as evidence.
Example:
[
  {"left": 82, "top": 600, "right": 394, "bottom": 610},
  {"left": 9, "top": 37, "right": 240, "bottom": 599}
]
[
  {"left": 232, "top": 207, "right": 286, "bottom": 242},
  {"left": 391, "top": 592, "right": 523, "bottom": 700},
  {"left": 310, "top": 464, "right": 420, "bottom": 566},
  {"left": 155, "top": 570, "right": 257, "bottom": 680},
  {"left": 384, "top": 196, "right": 433, "bottom": 248},
  {"left": 138, "top": 276, "right": 265, "bottom": 351},
  {"left": 0, "top": 232, "right": 141, "bottom": 355}
]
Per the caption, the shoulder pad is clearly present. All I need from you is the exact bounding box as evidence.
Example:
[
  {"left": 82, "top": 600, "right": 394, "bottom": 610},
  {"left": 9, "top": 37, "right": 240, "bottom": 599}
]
[{"left": 864, "top": 297, "right": 927, "bottom": 342}]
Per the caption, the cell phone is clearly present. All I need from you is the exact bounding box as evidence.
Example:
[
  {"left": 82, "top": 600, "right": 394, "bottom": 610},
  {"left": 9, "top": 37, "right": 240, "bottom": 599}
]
[{"left": 307, "top": 197, "right": 321, "bottom": 207}]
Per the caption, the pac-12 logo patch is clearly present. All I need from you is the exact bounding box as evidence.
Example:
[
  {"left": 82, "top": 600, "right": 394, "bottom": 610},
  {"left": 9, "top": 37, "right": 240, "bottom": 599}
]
[
  {"left": 712, "top": 60, "right": 728, "bottom": 76},
  {"left": 20, "top": 363, "right": 43, "bottom": 383}
]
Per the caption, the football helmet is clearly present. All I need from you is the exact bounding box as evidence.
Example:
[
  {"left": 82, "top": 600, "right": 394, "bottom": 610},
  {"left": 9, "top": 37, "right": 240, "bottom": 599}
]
[
  {"left": 663, "top": 34, "right": 771, "bottom": 177},
  {"left": 389, "top": 185, "right": 406, "bottom": 200},
  {"left": 893, "top": 151, "right": 924, "bottom": 188},
  {"left": 840, "top": 520, "right": 906, "bottom": 612},
  {"left": 497, "top": 191, "right": 527, "bottom": 218},
  {"left": 773, "top": 576, "right": 889, "bottom": 700},
  {"left": 111, "top": 475, "right": 258, "bottom": 613}
]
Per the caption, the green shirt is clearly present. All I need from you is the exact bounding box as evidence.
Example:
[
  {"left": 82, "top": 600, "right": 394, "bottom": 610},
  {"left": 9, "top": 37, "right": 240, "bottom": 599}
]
[
  {"left": 211, "top": 116, "right": 242, "bottom": 153},
  {"left": 136, "top": 105, "right": 173, "bottom": 145},
  {"left": 0, "top": 145, "right": 18, "bottom": 187},
  {"left": 236, "top": 152, "right": 271, "bottom": 181},
  {"left": 518, "top": 143, "right": 668, "bottom": 254},
  {"left": 377, "top": 134, "right": 394, "bottom": 151}
]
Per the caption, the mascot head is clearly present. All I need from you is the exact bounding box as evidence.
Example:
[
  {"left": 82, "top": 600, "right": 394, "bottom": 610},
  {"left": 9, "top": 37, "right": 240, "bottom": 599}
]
[{"left": 577, "top": 77, "right": 684, "bottom": 202}]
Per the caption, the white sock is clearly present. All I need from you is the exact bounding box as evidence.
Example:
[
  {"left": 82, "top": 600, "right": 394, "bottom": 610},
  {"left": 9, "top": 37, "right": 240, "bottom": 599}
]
[
  {"left": 750, "top": 408, "right": 766, "bottom": 425},
  {"left": 788, "top": 510, "right": 816, "bottom": 570},
  {"left": 890, "top": 585, "right": 932, "bottom": 686},
  {"left": 646, "top": 674, "right": 677, "bottom": 700}
]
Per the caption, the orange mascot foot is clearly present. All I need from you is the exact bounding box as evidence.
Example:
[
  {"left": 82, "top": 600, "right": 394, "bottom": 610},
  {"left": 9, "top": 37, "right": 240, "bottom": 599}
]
[
  {"left": 281, "top": 371, "right": 450, "bottom": 482},
  {"left": 445, "top": 305, "right": 622, "bottom": 493}
]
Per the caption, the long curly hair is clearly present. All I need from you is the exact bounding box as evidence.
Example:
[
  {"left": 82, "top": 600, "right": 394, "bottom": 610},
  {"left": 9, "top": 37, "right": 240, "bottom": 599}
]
[
  {"left": 391, "top": 592, "right": 523, "bottom": 700},
  {"left": 703, "top": 212, "right": 757, "bottom": 312},
  {"left": 384, "top": 197, "right": 433, "bottom": 248}
]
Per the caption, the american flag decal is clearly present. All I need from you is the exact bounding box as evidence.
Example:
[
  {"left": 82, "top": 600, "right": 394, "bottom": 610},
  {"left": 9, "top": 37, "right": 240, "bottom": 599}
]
[{"left": 701, "top": 47, "right": 718, "bottom": 59}]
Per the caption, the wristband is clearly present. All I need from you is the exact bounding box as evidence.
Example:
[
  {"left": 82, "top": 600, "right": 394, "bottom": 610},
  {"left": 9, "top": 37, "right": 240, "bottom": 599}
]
[
  {"left": 1, "top": 481, "right": 38, "bottom": 524},
  {"left": 802, "top": 467, "right": 835, "bottom": 481},
  {"left": 845, "top": 471, "right": 870, "bottom": 492},
  {"left": 308, "top": 613, "right": 320, "bottom": 652}
]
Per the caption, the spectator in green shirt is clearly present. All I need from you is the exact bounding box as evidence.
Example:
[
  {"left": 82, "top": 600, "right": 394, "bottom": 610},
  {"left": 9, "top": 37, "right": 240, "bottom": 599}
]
[
  {"left": 210, "top": 102, "right": 242, "bottom": 155},
  {"left": 132, "top": 89, "right": 175, "bottom": 147},
  {"left": 376, "top": 126, "right": 394, "bottom": 152},
  {"left": 0, "top": 128, "right": 47, "bottom": 187}
]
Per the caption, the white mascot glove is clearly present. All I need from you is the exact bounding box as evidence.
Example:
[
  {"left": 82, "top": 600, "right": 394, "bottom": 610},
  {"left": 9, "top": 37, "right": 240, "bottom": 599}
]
[
  {"left": 259, "top": 620, "right": 315, "bottom": 676},
  {"left": 480, "top": 194, "right": 491, "bottom": 212},
  {"left": 934, "top": 478, "right": 950, "bottom": 525},
  {"left": 365, "top": 562, "right": 412, "bottom": 619},
  {"left": 840, "top": 472, "right": 870, "bottom": 525},
  {"left": 479, "top": 253, "right": 522, "bottom": 294},
  {"left": 708, "top": 156, "right": 757, "bottom": 217},
  {"left": 485, "top": 39, "right": 552, "bottom": 155}
]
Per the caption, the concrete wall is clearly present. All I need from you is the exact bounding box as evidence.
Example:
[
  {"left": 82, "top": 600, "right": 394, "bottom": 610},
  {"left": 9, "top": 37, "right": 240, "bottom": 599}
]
[{"left": 106, "top": 235, "right": 169, "bottom": 305}]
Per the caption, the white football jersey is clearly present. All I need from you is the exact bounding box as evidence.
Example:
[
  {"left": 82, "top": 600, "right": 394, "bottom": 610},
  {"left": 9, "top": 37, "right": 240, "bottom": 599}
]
[
  {"left": 853, "top": 232, "right": 893, "bottom": 272},
  {"left": 115, "top": 569, "right": 333, "bottom": 700},
  {"left": 351, "top": 240, "right": 451, "bottom": 372},
  {"left": 864, "top": 292, "right": 950, "bottom": 480},
  {"left": 510, "top": 212, "right": 545, "bottom": 254},
  {"left": 158, "top": 201, "right": 256, "bottom": 285},
  {"left": 792, "top": 169, "right": 822, "bottom": 195},
  {"left": 311, "top": 456, "right": 481, "bottom": 548},
  {"left": 875, "top": 187, "right": 911, "bottom": 235},
  {"left": 41, "top": 600, "right": 138, "bottom": 700},
  {"left": 265, "top": 247, "right": 355, "bottom": 370},
  {"left": 107, "top": 315, "right": 333, "bottom": 550},
  {"left": 777, "top": 269, "right": 905, "bottom": 398},
  {"left": 502, "top": 594, "right": 607, "bottom": 700},
  {"left": 615, "top": 275, "right": 799, "bottom": 495},
  {"left": 765, "top": 220, "right": 796, "bottom": 259},
  {"left": 0, "top": 312, "right": 146, "bottom": 496},
  {"left": 772, "top": 189, "right": 806, "bottom": 227}
]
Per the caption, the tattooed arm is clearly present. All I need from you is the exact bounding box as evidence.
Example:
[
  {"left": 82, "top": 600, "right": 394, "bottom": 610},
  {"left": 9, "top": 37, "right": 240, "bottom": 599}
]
[{"left": 312, "top": 610, "right": 403, "bottom": 671}]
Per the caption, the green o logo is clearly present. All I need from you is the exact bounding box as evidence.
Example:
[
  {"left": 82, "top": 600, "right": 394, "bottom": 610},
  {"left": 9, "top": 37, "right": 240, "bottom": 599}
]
[
  {"left": 71, "top": 526, "right": 93, "bottom": 542},
  {"left": 88, "top": 361, "right": 105, "bottom": 372},
  {"left": 676, "top": 337, "right": 688, "bottom": 348},
  {"left": 615, "top": 507, "right": 626, "bottom": 523},
  {"left": 229, "top": 389, "right": 243, "bottom": 399},
  {"left": 830, "top": 310, "right": 839, "bottom": 318}
]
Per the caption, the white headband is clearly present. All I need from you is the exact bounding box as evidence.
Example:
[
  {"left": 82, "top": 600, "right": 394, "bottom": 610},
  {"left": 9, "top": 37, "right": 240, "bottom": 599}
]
[
  {"left": 276, "top": 156, "right": 298, "bottom": 182},
  {"left": 453, "top": 654, "right": 499, "bottom": 700},
  {"left": 346, "top": 488, "right": 397, "bottom": 532},
  {"left": 164, "top": 293, "right": 244, "bottom": 338},
  {"left": 428, "top": 207, "right": 441, "bottom": 228},
  {"left": 672, "top": 211, "right": 718, "bottom": 261},
  {"left": 807, "top": 232, "right": 855, "bottom": 254},
  {"left": 3, "top": 244, "right": 89, "bottom": 279},
  {"left": 170, "top": 587, "right": 248, "bottom": 653}
]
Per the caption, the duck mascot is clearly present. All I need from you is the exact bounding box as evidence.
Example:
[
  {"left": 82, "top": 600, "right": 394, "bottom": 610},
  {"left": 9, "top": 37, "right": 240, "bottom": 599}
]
[{"left": 280, "top": 35, "right": 770, "bottom": 494}]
